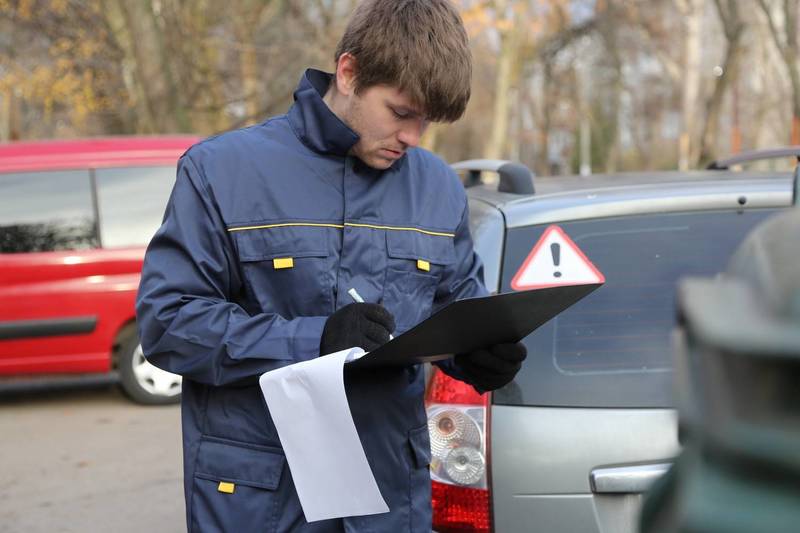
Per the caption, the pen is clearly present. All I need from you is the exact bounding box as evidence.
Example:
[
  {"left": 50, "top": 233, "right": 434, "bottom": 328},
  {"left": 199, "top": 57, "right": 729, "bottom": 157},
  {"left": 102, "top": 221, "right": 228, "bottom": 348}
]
[
  {"left": 348, "top": 287, "right": 393, "bottom": 340},
  {"left": 347, "top": 287, "right": 365, "bottom": 304}
]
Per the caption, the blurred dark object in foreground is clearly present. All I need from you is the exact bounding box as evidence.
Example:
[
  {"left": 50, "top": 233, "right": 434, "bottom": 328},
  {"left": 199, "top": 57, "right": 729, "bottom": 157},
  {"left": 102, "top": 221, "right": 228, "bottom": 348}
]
[{"left": 640, "top": 206, "right": 800, "bottom": 533}]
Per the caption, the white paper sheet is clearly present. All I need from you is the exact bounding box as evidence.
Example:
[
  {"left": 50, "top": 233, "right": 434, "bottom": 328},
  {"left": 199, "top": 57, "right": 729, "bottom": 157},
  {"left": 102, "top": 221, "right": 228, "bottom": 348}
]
[{"left": 258, "top": 347, "right": 389, "bottom": 522}]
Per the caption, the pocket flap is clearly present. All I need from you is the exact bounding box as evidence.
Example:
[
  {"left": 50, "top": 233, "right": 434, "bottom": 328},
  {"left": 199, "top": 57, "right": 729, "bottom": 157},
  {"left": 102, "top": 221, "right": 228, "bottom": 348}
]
[
  {"left": 386, "top": 230, "right": 455, "bottom": 265},
  {"left": 408, "top": 425, "right": 432, "bottom": 468},
  {"left": 232, "top": 225, "right": 330, "bottom": 262},
  {"left": 195, "top": 438, "right": 285, "bottom": 490}
]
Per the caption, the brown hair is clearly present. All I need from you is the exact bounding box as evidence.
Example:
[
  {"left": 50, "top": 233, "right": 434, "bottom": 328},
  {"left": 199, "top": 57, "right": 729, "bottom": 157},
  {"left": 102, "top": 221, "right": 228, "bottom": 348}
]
[{"left": 334, "top": 0, "right": 472, "bottom": 122}]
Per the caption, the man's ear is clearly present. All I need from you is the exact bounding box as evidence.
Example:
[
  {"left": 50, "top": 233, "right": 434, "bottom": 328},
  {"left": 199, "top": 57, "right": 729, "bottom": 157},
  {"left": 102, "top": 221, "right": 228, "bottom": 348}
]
[{"left": 335, "top": 53, "right": 358, "bottom": 96}]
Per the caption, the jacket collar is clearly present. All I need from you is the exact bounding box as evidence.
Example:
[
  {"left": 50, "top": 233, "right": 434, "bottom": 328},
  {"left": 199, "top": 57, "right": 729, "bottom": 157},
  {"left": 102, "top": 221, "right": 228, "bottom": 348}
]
[{"left": 288, "top": 69, "right": 360, "bottom": 156}]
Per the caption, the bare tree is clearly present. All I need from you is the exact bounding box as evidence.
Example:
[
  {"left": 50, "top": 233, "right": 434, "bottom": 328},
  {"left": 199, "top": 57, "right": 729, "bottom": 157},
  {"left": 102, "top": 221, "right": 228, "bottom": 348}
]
[
  {"left": 595, "top": 0, "right": 626, "bottom": 172},
  {"left": 756, "top": 0, "right": 800, "bottom": 144},
  {"left": 3, "top": 0, "right": 798, "bottom": 173},
  {"left": 676, "top": 0, "right": 704, "bottom": 171},
  {"left": 484, "top": 0, "right": 525, "bottom": 160},
  {"left": 698, "top": 0, "right": 745, "bottom": 165}
]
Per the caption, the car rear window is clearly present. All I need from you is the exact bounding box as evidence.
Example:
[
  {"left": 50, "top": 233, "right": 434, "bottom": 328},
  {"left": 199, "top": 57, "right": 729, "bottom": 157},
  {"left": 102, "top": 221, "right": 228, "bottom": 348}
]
[
  {"left": 95, "top": 166, "right": 176, "bottom": 248},
  {"left": 494, "top": 208, "right": 778, "bottom": 408},
  {"left": 0, "top": 170, "right": 98, "bottom": 253}
]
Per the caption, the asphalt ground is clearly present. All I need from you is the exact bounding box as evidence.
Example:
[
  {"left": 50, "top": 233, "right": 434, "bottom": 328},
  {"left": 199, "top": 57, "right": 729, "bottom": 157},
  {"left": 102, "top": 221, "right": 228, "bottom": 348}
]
[{"left": 0, "top": 385, "right": 184, "bottom": 532}]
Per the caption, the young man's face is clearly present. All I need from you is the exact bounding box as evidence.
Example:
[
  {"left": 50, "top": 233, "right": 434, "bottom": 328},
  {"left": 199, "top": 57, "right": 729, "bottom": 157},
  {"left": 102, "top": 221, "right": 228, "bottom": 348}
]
[{"left": 340, "top": 84, "right": 430, "bottom": 170}]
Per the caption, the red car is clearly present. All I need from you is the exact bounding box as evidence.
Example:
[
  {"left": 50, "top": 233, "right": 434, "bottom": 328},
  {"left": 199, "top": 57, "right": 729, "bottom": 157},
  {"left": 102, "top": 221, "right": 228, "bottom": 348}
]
[{"left": 0, "top": 136, "right": 198, "bottom": 404}]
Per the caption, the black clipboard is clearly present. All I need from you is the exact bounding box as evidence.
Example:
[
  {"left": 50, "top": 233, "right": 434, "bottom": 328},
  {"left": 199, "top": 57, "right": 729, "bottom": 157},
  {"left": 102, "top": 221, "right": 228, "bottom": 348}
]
[{"left": 348, "top": 282, "right": 602, "bottom": 369}]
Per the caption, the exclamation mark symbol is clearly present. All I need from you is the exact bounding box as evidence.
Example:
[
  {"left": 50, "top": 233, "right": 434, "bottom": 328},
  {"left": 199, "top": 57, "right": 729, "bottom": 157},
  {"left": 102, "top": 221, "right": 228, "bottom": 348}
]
[{"left": 551, "top": 243, "right": 562, "bottom": 278}]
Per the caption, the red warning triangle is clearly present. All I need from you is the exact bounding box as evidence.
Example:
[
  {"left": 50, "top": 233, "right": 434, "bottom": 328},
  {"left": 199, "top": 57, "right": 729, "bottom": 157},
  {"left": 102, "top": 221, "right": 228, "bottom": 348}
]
[{"left": 511, "top": 225, "right": 605, "bottom": 290}]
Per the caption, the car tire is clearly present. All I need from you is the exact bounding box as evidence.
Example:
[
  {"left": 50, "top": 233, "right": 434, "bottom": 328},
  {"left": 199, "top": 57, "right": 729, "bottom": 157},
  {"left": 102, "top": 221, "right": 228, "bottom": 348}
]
[{"left": 117, "top": 326, "right": 182, "bottom": 405}]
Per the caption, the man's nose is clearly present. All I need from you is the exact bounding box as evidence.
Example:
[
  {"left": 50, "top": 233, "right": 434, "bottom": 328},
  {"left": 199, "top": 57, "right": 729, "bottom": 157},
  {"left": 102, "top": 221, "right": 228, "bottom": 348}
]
[{"left": 397, "top": 119, "right": 428, "bottom": 148}]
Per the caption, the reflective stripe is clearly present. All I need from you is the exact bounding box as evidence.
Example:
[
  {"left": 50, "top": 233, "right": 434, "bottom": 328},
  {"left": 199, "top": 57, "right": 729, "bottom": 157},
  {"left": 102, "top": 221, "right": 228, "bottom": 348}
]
[
  {"left": 227, "top": 222, "right": 455, "bottom": 238},
  {"left": 228, "top": 222, "right": 344, "bottom": 232},
  {"left": 273, "top": 258, "right": 294, "bottom": 269},
  {"left": 217, "top": 482, "right": 235, "bottom": 494},
  {"left": 344, "top": 223, "right": 455, "bottom": 238},
  {"left": 417, "top": 259, "right": 431, "bottom": 272}
]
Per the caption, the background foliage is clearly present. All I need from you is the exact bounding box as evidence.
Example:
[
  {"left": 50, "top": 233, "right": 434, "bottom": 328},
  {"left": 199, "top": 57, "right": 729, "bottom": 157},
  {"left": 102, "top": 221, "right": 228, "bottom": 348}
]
[{"left": 2, "top": 0, "right": 799, "bottom": 174}]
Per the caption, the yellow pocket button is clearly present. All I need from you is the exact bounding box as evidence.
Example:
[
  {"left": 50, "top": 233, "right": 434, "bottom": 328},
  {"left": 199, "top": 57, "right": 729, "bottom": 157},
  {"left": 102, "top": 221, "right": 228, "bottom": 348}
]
[
  {"left": 417, "top": 259, "right": 431, "bottom": 272},
  {"left": 273, "top": 257, "right": 294, "bottom": 270},
  {"left": 217, "top": 482, "right": 235, "bottom": 494}
]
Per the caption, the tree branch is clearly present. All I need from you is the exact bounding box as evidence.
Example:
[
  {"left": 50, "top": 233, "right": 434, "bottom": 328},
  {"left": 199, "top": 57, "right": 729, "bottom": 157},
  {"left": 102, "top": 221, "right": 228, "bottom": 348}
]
[
  {"left": 785, "top": 0, "right": 798, "bottom": 52},
  {"left": 537, "top": 18, "right": 598, "bottom": 61},
  {"left": 756, "top": 0, "right": 788, "bottom": 59}
]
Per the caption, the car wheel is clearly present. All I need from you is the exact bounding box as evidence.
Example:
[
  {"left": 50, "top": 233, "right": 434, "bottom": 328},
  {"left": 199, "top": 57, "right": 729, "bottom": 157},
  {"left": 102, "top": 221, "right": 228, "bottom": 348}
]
[{"left": 118, "top": 328, "right": 182, "bottom": 405}]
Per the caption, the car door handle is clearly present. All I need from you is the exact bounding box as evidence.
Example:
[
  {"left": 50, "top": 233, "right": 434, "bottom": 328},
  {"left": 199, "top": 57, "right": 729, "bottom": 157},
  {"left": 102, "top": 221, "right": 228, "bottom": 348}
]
[{"left": 589, "top": 463, "right": 671, "bottom": 494}]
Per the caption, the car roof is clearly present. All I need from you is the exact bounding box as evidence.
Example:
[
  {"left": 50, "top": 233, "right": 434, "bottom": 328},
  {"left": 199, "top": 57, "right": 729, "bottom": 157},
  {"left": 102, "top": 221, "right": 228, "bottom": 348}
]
[
  {"left": 466, "top": 170, "right": 796, "bottom": 228},
  {"left": 468, "top": 170, "right": 791, "bottom": 202},
  {"left": 0, "top": 136, "right": 199, "bottom": 173}
]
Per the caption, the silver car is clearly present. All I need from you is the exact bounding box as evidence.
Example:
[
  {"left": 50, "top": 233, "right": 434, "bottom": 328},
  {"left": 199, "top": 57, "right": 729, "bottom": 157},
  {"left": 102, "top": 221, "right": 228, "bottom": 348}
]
[{"left": 425, "top": 151, "right": 798, "bottom": 533}]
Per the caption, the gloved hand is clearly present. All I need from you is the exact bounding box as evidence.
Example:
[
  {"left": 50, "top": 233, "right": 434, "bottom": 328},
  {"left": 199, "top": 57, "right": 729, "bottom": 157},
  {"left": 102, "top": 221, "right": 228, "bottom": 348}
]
[
  {"left": 454, "top": 342, "right": 527, "bottom": 391},
  {"left": 319, "top": 303, "right": 396, "bottom": 355}
]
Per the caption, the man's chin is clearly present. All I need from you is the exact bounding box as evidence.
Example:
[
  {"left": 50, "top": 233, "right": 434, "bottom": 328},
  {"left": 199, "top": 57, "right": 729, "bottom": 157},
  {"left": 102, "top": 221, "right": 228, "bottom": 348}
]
[{"left": 361, "top": 156, "right": 396, "bottom": 170}]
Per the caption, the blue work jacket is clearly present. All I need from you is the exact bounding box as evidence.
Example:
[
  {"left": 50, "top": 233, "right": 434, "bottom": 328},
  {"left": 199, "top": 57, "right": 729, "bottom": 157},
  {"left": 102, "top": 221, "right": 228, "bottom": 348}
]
[{"left": 136, "top": 69, "right": 487, "bottom": 533}]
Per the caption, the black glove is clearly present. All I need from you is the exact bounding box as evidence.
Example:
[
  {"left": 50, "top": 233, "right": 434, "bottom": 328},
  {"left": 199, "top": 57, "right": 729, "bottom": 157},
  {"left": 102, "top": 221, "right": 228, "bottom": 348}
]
[
  {"left": 454, "top": 342, "right": 527, "bottom": 391},
  {"left": 320, "top": 303, "right": 396, "bottom": 355}
]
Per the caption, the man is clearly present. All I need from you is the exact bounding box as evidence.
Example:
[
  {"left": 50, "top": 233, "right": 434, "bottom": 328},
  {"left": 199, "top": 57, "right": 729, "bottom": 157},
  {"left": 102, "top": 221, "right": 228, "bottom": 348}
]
[{"left": 136, "top": 1, "right": 526, "bottom": 531}]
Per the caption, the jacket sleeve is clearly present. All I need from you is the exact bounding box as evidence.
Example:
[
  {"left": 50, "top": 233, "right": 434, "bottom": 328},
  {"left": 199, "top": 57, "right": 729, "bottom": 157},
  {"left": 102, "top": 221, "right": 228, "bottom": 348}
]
[
  {"left": 430, "top": 197, "right": 489, "bottom": 386},
  {"left": 135, "top": 154, "right": 326, "bottom": 387}
]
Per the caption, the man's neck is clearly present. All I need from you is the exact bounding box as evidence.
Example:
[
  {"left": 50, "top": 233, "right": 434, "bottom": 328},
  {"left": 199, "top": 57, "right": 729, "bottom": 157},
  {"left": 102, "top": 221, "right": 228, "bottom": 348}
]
[{"left": 322, "top": 82, "right": 342, "bottom": 119}]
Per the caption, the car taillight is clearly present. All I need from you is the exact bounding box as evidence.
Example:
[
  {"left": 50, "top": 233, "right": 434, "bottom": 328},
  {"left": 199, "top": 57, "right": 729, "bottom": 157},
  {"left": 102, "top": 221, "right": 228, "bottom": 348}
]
[{"left": 425, "top": 368, "right": 491, "bottom": 533}]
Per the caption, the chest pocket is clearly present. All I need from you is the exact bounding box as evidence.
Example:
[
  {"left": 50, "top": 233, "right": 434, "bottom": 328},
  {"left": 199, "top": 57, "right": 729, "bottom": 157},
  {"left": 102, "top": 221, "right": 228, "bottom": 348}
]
[
  {"left": 232, "top": 226, "right": 334, "bottom": 318},
  {"left": 383, "top": 230, "right": 455, "bottom": 334}
]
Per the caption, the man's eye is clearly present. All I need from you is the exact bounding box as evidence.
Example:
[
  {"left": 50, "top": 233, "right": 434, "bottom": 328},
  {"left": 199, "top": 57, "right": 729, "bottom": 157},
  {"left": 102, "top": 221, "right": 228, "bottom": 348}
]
[{"left": 391, "top": 109, "right": 408, "bottom": 119}]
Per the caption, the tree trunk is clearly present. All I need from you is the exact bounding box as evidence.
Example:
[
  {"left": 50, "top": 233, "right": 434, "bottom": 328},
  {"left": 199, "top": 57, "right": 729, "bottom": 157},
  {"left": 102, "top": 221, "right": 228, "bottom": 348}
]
[
  {"left": 0, "top": 88, "right": 10, "bottom": 141},
  {"left": 678, "top": 0, "right": 704, "bottom": 171},
  {"left": 698, "top": 0, "right": 744, "bottom": 165},
  {"left": 785, "top": 0, "right": 800, "bottom": 143},
  {"left": 232, "top": 1, "right": 263, "bottom": 126},
  {"left": 485, "top": 17, "right": 521, "bottom": 160},
  {"left": 698, "top": 44, "right": 742, "bottom": 165},
  {"left": 598, "top": 0, "right": 623, "bottom": 172},
  {"left": 241, "top": 44, "right": 262, "bottom": 124},
  {"left": 787, "top": 55, "right": 800, "bottom": 144},
  {"left": 757, "top": 0, "right": 800, "bottom": 143},
  {"left": 535, "top": 62, "right": 554, "bottom": 177},
  {"left": 147, "top": 0, "right": 190, "bottom": 132},
  {"left": 102, "top": 0, "right": 159, "bottom": 133}
]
